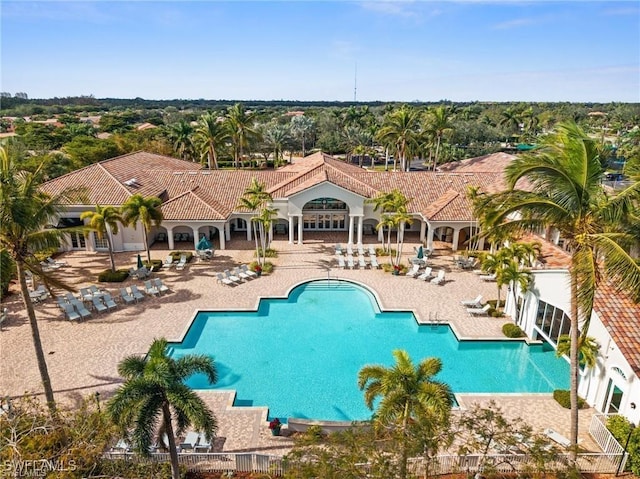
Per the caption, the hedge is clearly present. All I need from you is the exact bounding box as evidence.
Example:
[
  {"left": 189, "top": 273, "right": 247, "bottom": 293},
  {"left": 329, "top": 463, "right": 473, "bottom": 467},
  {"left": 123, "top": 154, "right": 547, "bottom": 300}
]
[
  {"left": 98, "top": 269, "right": 130, "bottom": 283},
  {"left": 552, "top": 390, "right": 588, "bottom": 409},
  {"left": 502, "top": 323, "right": 525, "bottom": 338},
  {"left": 606, "top": 415, "right": 640, "bottom": 475}
]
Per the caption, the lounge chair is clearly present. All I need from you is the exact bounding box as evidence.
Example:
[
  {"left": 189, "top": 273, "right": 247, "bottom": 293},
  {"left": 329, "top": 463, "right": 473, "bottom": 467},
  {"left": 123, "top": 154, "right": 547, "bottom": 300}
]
[
  {"left": 103, "top": 293, "right": 118, "bottom": 310},
  {"left": 430, "top": 270, "right": 446, "bottom": 285},
  {"left": 234, "top": 266, "right": 253, "bottom": 281},
  {"left": 162, "top": 255, "right": 175, "bottom": 269},
  {"left": 467, "top": 304, "right": 491, "bottom": 316},
  {"left": 461, "top": 294, "right": 483, "bottom": 308},
  {"left": 358, "top": 255, "right": 367, "bottom": 269},
  {"left": 406, "top": 264, "right": 421, "bottom": 278},
  {"left": 56, "top": 296, "right": 68, "bottom": 310},
  {"left": 46, "top": 257, "right": 66, "bottom": 267},
  {"left": 89, "top": 285, "right": 103, "bottom": 296},
  {"left": 336, "top": 255, "right": 346, "bottom": 269},
  {"left": 194, "top": 433, "right": 211, "bottom": 452},
  {"left": 65, "top": 292, "right": 76, "bottom": 303},
  {"left": 346, "top": 255, "right": 355, "bottom": 269},
  {"left": 175, "top": 254, "right": 187, "bottom": 271},
  {"left": 369, "top": 255, "right": 380, "bottom": 269},
  {"left": 417, "top": 267, "right": 434, "bottom": 281},
  {"left": 79, "top": 287, "right": 93, "bottom": 301},
  {"left": 357, "top": 244, "right": 365, "bottom": 256},
  {"left": 224, "top": 269, "right": 242, "bottom": 283},
  {"left": 120, "top": 288, "right": 135, "bottom": 305},
  {"left": 34, "top": 285, "right": 50, "bottom": 300},
  {"left": 41, "top": 259, "right": 61, "bottom": 270},
  {"left": 335, "top": 243, "right": 343, "bottom": 255},
  {"left": 62, "top": 303, "right": 80, "bottom": 321},
  {"left": 153, "top": 278, "right": 170, "bottom": 294},
  {"left": 544, "top": 428, "right": 571, "bottom": 448},
  {"left": 71, "top": 300, "right": 92, "bottom": 319},
  {"left": 92, "top": 296, "right": 108, "bottom": 313},
  {"left": 479, "top": 273, "right": 497, "bottom": 282},
  {"left": 346, "top": 245, "right": 354, "bottom": 256},
  {"left": 368, "top": 244, "right": 376, "bottom": 256},
  {"left": 129, "top": 285, "right": 145, "bottom": 302},
  {"left": 216, "top": 272, "right": 235, "bottom": 286},
  {"left": 0, "top": 308, "right": 8, "bottom": 330},
  {"left": 179, "top": 431, "right": 200, "bottom": 452},
  {"left": 144, "top": 280, "right": 159, "bottom": 296},
  {"left": 241, "top": 264, "right": 258, "bottom": 278}
]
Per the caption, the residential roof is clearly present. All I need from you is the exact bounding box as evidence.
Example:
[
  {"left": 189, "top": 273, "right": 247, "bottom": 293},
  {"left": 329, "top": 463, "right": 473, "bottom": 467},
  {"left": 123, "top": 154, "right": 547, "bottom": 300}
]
[{"left": 594, "top": 283, "right": 640, "bottom": 375}]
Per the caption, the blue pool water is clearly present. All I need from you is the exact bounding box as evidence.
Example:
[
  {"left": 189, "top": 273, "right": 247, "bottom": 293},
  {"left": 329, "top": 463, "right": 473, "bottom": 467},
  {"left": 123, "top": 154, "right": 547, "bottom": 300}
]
[{"left": 169, "top": 280, "right": 569, "bottom": 421}]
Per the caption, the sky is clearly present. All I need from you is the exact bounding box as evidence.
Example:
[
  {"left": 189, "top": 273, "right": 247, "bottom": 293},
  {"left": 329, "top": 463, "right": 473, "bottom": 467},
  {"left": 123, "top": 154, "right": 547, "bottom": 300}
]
[{"left": 1, "top": 1, "right": 639, "bottom": 102}]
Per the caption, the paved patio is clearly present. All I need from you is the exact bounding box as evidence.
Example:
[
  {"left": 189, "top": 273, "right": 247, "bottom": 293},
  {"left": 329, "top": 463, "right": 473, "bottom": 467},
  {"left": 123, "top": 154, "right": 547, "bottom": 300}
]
[{"left": 0, "top": 236, "right": 599, "bottom": 454}]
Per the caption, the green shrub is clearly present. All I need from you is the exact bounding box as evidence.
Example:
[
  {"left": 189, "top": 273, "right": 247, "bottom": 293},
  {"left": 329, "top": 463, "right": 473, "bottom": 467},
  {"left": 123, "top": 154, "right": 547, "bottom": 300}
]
[
  {"left": 606, "top": 415, "right": 640, "bottom": 475},
  {"left": 553, "top": 390, "right": 587, "bottom": 409},
  {"left": 502, "top": 323, "right": 525, "bottom": 338},
  {"left": 250, "top": 261, "right": 274, "bottom": 274},
  {"left": 487, "top": 299, "right": 505, "bottom": 309},
  {"left": 144, "top": 259, "right": 163, "bottom": 270},
  {"left": 170, "top": 251, "right": 193, "bottom": 263},
  {"left": 256, "top": 247, "right": 278, "bottom": 258},
  {"left": 98, "top": 269, "right": 129, "bottom": 282}
]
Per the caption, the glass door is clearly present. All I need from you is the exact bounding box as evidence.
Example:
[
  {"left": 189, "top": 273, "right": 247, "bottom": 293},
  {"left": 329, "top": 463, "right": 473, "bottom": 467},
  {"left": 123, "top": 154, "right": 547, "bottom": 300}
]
[{"left": 602, "top": 378, "right": 624, "bottom": 413}]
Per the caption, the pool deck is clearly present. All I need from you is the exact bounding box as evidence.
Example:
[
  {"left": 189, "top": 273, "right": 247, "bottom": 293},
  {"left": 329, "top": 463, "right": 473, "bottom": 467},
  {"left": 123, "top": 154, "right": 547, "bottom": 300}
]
[{"left": 0, "top": 236, "right": 599, "bottom": 454}]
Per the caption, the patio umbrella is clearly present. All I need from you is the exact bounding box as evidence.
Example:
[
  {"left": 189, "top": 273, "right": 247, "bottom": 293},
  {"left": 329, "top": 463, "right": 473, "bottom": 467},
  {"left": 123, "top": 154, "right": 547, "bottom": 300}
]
[
  {"left": 417, "top": 246, "right": 424, "bottom": 259},
  {"left": 137, "top": 253, "right": 143, "bottom": 269},
  {"left": 196, "top": 236, "right": 212, "bottom": 251}
]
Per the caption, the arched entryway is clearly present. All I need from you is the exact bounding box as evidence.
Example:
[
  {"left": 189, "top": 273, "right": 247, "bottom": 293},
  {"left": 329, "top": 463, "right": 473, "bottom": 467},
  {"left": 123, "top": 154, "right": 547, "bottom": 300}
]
[{"left": 301, "top": 197, "right": 349, "bottom": 231}]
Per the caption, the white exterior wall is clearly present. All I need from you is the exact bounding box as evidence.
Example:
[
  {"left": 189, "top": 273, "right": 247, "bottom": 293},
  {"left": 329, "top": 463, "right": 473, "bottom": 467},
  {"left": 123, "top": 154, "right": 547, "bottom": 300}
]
[
  {"left": 286, "top": 182, "right": 364, "bottom": 216},
  {"left": 510, "top": 268, "right": 640, "bottom": 422}
]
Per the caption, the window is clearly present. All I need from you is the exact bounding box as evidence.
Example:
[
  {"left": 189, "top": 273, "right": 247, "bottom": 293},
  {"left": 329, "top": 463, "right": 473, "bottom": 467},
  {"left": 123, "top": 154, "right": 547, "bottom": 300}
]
[
  {"left": 94, "top": 234, "right": 108, "bottom": 249},
  {"left": 70, "top": 232, "right": 86, "bottom": 249},
  {"left": 534, "top": 300, "right": 572, "bottom": 347}
]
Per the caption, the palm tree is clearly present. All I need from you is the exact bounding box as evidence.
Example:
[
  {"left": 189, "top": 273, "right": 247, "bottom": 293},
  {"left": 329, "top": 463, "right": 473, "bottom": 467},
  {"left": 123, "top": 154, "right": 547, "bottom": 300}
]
[
  {"left": 377, "top": 105, "right": 421, "bottom": 172},
  {"left": 557, "top": 335, "right": 600, "bottom": 369},
  {"left": 238, "top": 178, "right": 273, "bottom": 266},
  {"left": 168, "top": 121, "right": 195, "bottom": 162},
  {"left": 80, "top": 205, "right": 123, "bottom": 272},
  {"left": 499, "top": 259, "right": 533, "bottom": 320},
  {"left": 290, "top": 115, "right": 315, "bottom": 157},
  {"left": 367, "top": 190, "right": 411, "bottom": 264},
  {"left": 194, "top": 112, "right": 229, "bottom": 170},
  {"left": 473, "top": 121, "right": 640, "bottom": 457},
  {"left": 358, "top": 350, "right": 454, "bottom": 479},
  {"left": 499, "top": 107, "right": 522, "bottom": 141},
  {"left": 108, "top": 338, "right": 217, "bottom": 479},
  {"left": 0, "top": 144, "right": 82, "bottom": 415},
  {"left": 226, "top": 103, "right": 257, "bottom": 169},
  {"left": 121, "top": 194, "right": 163, "bottom": 263},
  {"left": 263, "top": 123, "right": 291, "bottom": 169},
  {"left": 424, "top": 106, "right": 455, "bottom": 171}
]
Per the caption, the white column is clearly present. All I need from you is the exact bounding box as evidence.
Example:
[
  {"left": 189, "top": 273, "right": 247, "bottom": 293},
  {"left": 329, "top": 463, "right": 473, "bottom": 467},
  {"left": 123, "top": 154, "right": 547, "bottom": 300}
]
[
  {"left": 192, "top": 227, "right": 199, "bottom": 250},
  {"left": 348, "top": 215, "right": 354, "bottom": 245},
  {"left": 288, "top": 216, "right": 295, "bottom": 244},
  {"left": 246, "top": 219, "right": 252, "bottom": 241},
  {"left": 357, "top": 216, "right": 363, "bottom": 245},
  {"left": 452, "top": 228, "right": 460, "bottom": 251},
  {"left": 426, "top": 224, "right": 435, "bottom": 251},
  {"left": 167, "top": 226, "right": 175, "bottom": 250},
  {"left": 268, "top": 224, "right": 273, "bottom": 244},
  {"left": 219, "top": 227, "right": 226, "bottom": 250},
  {"left": 419, "top": 220, "right": 427, "bottom": 243},
  {"left": 378, "top": 225, "right": 384, "bottom": 243},
  {"left": 297, "top": 214, "right": 303, "bottom": 245},
  {"left": 225, "top": 222, "right": 231, "bottom": 241}
]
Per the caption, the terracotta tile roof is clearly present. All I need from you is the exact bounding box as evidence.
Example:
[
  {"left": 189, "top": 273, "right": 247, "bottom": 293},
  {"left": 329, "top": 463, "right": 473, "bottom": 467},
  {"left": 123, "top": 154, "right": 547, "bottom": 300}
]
[
  {"left": 594, "top": 283, "right": 640, "bottom": 375},
  {"left": 41, "top": 152, "right": 196, "bottom": 205},
  {"left": 438, "top": 152, "right": 517, "bottom": 173},
  {"left": 160, "top": 186, "right": 228, "bottom": 221},
  {"left": 522, "top": 234, "right": 573, "bottom": 270}
]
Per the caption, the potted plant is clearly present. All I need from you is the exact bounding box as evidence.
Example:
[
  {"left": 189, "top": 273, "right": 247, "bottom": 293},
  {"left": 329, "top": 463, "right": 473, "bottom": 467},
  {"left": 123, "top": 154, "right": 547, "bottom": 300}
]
[
  {"left": 254, "top": 264, "right": 263, "bottom": 277},
  {"left": 392, "top": 265, "right": 401, "bottom": 276},
  {"left": 268, "top": 417, "right": 282, "bottom": 436}
]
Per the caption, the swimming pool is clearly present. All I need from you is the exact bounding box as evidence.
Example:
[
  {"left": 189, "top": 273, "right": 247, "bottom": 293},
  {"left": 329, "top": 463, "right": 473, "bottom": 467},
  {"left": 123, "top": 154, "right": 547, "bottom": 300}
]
[{"left": 168, "top": 280, "right": 569, "bottom": 421}]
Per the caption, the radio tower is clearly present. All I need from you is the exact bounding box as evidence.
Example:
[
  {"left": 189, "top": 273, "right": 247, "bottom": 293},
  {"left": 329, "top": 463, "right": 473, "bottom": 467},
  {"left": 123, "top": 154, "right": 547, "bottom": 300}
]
[{"left": 353, "top": 62, "right": 357, "bottom": 102}]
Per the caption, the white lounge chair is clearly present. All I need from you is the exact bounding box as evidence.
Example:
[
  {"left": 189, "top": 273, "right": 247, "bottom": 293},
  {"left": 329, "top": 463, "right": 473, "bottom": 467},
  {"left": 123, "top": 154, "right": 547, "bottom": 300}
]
[
  {"left": 369, "top": 255, "right": 380, "bottom": 269},
  {"left": 430, "top": 270, "right": 446, "bottom": 285},
  {"left": 461, "top": 294, "right": 483, "bottom": 308},
  {"left": 358, "top": 255, "right": 367, "bottom": 269},
  {"left": 346, "top": 245, "right": 354, "bottom": 256},
  {"left": 417, "top": 267, "right": 434, "bottom": 281},
  {"left": 216, "top": 272, "right": 235, "bottom": 286},
  {"left": 175, "top": 254, "right": 187, "bottom": 271},
  {"left": 406, "top": 264, "right": 421, "bottom": 278},
  {"left": 162, "top": 255, "right": 175, "bottom": 269},
  {"left": 103, "top": 293, "right": 118, "bottom": 310},
  {"left": 368, "top": 244, "right": 376, "bottom": 256},
  {"left": 179, "top": 430, "right": 200, "bottom": 452},
  {"left": 224, "top": 269, "right": 242, "bottom": 283},
  {"left": 241, "top": 264, "right": 258, "bottom": 278},
  {"left": 467, "top": 304, "right": 491, "bottom": 316},
  {"left": 79, "top": 287, "right": 93, "bottom": 301},
  {"left": 120, "top": 288, "right": 135, "bottom": 305},
  {"left": 234, "top": 266, "right": 252, "bottom": 281},
  {"left": 129, "top": 285, "right": 145, "bottom": 302},
  {"left": 194, "top": 433, "right": 211, "bottom": 452},
  {"left": 144, "top": 280, "right": 159, "bottom": 296},
  {"left": 544, "top": 428, "right": 571, "bottom": 448},
  {"left": 336, "top": 255, "right": 346, "bottom": 269},
  {"left": 346, "top": 255, "right": 355, "bottom": 269},
  {"left": 71, "top": 299, "right": 92, "bottom": 319},
  {"left": 357, "top": 244, "right": 365, "bottom": 256},
  {"left": 62, "top": 303, "right": 80, "bottom": 321},
  {"left": 335, "top": 243, "right": 343, "bottom": 255},
  {"left": 46, "top": 257, "right": 66, "bottom": 267},
  {"left": 479, "top": 273, "right": 497, "bottom": 282},
  {"left": 153, "top": 278, "right": 170, "bottom": 294},
  {"left": 92, "top": 296, "right": 108, "bottom": 313}
]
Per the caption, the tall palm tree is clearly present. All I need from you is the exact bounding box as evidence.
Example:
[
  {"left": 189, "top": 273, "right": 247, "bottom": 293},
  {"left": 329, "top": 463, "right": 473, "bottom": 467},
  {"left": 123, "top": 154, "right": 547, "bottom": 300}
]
[
  {"left": 263, "top": 123, "right": 291, "bottom": 169},
  {"left": 80, "top": 205, "right": 123, "bottom": 272},
  {"left": 108, "top": 338, "right": 218, "bottom": 479},
  {"left": 424, "top": 106, "right": 455, "bottom": 171},
  {"left": 377, "top": 105, "right": 421, "bottom": 172},
  {"left": 238, "top": 178, "right": 273, "bottom": 266},
  {"left": 226, "top": 103, "right": 257, "bottom": 169},
  {"left": 499, "top": 259, "right": 533, "bottom": 320},
  {"left": 473, "top": 121, "right": 640, "bottom": 457},
  {"left": 557, "top": 335, "right": 600, "bottom": 369},
  {"left": 168, "top": 121, "right": 195, "bottom": 162},
  {"left": 358, "top": 350, "right": 454, "bottom": 479},
  {"left": 499, "top": 107, "right": 522, "bottom": 141},
  {"left": 121, "top": 194, "right": 163, "bottom": 263},
  {"left": 367, "top": 190, "right": 410, "bottom": 263},
  {"left": 291, "top": 115, "right": 315, "bottom": 157},
  {"left": 194, "top": 112, "right": 229, "bottom": 170},
  {"left": 0, "top": 144, "right": 82, "bottom": 415}
]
